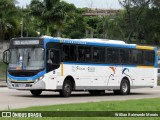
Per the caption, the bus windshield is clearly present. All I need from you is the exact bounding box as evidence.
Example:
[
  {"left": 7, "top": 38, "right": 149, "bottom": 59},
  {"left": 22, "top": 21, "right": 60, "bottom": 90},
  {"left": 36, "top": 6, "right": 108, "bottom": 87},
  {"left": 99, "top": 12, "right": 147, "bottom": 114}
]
[{"left": 9, "top": 48, "right": 44, "bottom": 70}]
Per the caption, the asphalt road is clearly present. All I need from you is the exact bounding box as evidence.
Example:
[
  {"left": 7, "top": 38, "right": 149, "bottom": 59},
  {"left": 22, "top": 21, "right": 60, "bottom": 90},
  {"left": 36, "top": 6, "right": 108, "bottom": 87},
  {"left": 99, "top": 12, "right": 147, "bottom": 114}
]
[{"left": 1, "top": 87, "right": 160, "bottom": 110}]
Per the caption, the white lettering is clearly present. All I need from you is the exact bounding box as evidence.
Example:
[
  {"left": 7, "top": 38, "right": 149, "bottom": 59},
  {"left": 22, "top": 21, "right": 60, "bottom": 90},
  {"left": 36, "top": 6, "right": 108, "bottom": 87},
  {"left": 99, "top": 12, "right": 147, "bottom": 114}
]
[
  {"left": 14, "top": 40, "right": 39, "bottom": 45},
  {"left": 12, "top": 112, "right": 27, "bottom": 117},
  {"left": 28, "top": 113, "right": 42, "bottom": 117},
  {"left": 115, "top": 113, "right": 127, "bottom": 117},
  {"left": 146, "top": 113, "right": 158, "bottom": 117}
]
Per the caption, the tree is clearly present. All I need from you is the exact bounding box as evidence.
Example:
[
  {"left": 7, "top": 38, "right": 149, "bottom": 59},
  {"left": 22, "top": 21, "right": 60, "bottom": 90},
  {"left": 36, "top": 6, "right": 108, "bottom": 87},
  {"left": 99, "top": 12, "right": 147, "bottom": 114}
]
[
  {"left": 64, "top": 13, "right": 86, "bottom": 38},
  {"left": 84, "top": 16, "right": 101, "bottom": 38},
  {"left": 29, "top": 0, "right": 76, "bottom": 37},
  {"left": 141, "top": 0, "right": 160, "bottom": 44},
  {"left": 51, "top": 1, "right": 76, "bottom": 37},
  {"left": 0, "top": 0, "right": 19, "bottom": 41},
  {"left": 22, "top": 8, "right": 40, "bottom": 37},
  {"left": 119, "top": 0, "right": 151, "bottom": 43}
]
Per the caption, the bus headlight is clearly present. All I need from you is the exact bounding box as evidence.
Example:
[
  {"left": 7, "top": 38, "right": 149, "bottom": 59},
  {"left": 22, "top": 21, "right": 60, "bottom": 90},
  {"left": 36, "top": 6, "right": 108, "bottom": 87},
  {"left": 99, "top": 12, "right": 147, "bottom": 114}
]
[
  {"left": 35, "top": 76, "right": 44, "bottom": 83},
  {"left": 39, "top": 76, "right": 44, "bottom": 80}
]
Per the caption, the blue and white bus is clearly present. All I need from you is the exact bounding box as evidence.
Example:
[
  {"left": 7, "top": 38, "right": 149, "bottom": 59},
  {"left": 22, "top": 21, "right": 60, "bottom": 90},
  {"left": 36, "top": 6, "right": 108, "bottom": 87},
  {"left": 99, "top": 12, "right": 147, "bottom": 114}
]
[{"left": 3, "top": 36, "right": 158, "bottom": 97}]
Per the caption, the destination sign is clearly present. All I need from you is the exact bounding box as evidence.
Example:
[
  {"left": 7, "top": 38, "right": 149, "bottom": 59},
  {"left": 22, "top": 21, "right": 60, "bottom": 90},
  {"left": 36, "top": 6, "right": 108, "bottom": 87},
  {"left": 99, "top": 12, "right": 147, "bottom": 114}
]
[{"left": 13, "top": 40, "right": 39, "bottom": 45}]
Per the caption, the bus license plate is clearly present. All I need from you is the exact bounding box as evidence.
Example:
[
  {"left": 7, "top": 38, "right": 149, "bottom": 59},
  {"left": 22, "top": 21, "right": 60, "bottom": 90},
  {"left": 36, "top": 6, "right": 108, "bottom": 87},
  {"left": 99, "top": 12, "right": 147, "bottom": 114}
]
[{"left": 15, "top": 83, "right": 26, "bottom": 87}]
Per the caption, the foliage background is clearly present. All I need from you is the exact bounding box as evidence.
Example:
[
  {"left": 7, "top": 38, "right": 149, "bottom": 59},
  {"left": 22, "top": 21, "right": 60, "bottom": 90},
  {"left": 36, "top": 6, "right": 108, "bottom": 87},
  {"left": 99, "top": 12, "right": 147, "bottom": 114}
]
[{"left": 0, "top": 0, "right": 159, "bottom": 44}]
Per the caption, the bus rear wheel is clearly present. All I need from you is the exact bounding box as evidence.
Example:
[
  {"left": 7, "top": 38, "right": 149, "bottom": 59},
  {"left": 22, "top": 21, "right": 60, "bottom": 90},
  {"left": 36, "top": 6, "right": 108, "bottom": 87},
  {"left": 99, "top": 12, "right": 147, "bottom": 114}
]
[
  {"left": 114, "top": 79, "right": 130, "bottom": 95},
  {"left": 30, "top": 90, "right": 42, "bottom": 96},
  {"left": 59, "top": 80, "right": 72, "bottom": 97}
]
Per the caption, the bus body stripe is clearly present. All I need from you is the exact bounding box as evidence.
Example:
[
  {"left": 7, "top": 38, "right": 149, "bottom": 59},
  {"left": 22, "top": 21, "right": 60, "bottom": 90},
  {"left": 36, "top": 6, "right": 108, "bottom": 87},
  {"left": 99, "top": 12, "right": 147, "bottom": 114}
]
[
  {"left": 63, "top": 62, "right": 155, "bottom": 68},
  {"left": 8, "top": 70, "right": 46, "bottom": 81},
  {"left": 136, "top": 45, "right": 154, "bottom": 50},
  {"left": 60, "top": 38, "right": 63, "bottom": 43},
  {"left": 136, "top": 66, "right": 154, "bottom": 68},
  {"left": 61, "top": 63, "right": 64, "bottom": 76}
]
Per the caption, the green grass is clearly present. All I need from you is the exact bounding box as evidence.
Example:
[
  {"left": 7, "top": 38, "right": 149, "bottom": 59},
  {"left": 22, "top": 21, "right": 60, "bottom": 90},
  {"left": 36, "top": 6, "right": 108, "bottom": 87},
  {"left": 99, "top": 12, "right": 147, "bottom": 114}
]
[
  {"left": 14, "top": 98, "right": 160, "bottom": 111},
  {"left": 0, "top": 61, "right": 6, "bottom": 79},
  {"left": 2, "top": 98, "right": 159, "bottom": 120}
]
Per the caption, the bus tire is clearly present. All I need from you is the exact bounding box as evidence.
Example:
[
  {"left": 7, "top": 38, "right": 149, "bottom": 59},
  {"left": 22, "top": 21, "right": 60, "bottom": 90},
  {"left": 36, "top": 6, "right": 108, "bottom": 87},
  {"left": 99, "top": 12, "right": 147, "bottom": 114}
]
[
  {"left": 60, "top": 80, "right": 72, "bottom": 97},
  {"left": 30, "top": 90, "right": 42, "bottom": 96},
  {"left": 120, "top": 79, "right": 130, "bottom": 95}
]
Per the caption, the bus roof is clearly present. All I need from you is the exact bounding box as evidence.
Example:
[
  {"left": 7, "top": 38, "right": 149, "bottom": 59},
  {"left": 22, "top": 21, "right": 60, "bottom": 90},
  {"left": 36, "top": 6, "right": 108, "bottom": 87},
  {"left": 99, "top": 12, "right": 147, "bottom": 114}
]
[
  {"left": 41, "top": 36, "right": 156, "bottom": 50},
  {"left": 42, "top": 36, "right": 139, "bottom": 49},
  {"left": 12, "top": 36, "right": 155, "bottom": 50},
  {"left": 42, "top": 36, "right": 127, "bottom": 44}
]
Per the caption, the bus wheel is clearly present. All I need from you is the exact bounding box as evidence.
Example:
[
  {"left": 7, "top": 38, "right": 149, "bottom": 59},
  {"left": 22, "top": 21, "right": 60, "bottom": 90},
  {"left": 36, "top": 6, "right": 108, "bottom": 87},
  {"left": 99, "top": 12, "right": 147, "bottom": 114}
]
[
  {"left": 60, "top": 80, "right": 72, "bottom": 97},
  {"left": 113, "top": 79, "right": 130, "bottom": 95},
  {"left": 120, "top": 79, "right": 130, "bottom": 95},
  {"left": 30, "top": 90, "right": 42, "bottom": 96}
]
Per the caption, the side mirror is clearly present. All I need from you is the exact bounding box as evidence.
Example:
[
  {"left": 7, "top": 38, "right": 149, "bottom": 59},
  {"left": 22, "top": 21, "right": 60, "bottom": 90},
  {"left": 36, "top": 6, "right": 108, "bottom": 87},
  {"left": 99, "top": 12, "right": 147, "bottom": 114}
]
[{"left": 3, "top": 49, "right": 10, "bottom": 64}]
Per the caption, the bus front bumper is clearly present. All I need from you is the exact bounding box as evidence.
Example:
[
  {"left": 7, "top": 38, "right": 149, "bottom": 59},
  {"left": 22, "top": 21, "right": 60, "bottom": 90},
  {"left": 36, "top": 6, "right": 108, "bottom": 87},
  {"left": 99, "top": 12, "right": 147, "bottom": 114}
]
[{"left": 7, "top": 80, "right": 46, "bottom": 90}]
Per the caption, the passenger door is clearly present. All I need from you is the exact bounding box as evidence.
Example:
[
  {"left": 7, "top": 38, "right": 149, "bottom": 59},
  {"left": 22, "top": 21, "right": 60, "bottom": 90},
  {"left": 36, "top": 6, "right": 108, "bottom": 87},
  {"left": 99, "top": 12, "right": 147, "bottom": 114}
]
[{"left": 46, "top": 49, "right": 61, "bottom": 73}]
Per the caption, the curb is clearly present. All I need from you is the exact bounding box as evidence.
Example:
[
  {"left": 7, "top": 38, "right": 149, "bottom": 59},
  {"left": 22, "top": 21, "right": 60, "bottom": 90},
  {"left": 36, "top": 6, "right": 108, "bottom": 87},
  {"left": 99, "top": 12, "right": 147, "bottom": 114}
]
[{"left": 0, "top": 80, "right": 7, "bottom": 87}]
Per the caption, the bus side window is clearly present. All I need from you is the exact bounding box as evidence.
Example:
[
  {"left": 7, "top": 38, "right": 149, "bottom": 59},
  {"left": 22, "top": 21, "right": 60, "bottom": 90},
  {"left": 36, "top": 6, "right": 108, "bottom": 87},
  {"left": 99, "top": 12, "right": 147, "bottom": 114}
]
[
  {"left": 106, "top": 48, "right": 119, "bottom": 63},
  {"left": 120, "top": 49, "right": 131, "bottom": 64},
  {"left": 79, "top": 48, "right": 85, "bottom": 61},
  {"left": 107, "top": 48, "right": 112, "bottom": 63},
  {"left": 62, "top": 45, "right": 77, "bottom": 61},
  {"left": 132, "top": 50, "right": 138, "bottom": 64},
  {"left": 132, "top": 49, "right": 143, "bottom": 65},
  {"left": 78, "top": 46, "right": 91, "bottom": 62},
  {"left": 85, "top": 48, "right": 91, "bottom": 61},
  {"left": 93, "top": 47, "right": 99, "bottom": 62},
  {"left": 143, "top": 51, "right": 155, "bottom": 66},
  {"left": 93, "top": 47, "right": 105, "bottom": 63},
  {"left": 62, "top": 45, "right": 69, "bottom": 61}
]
